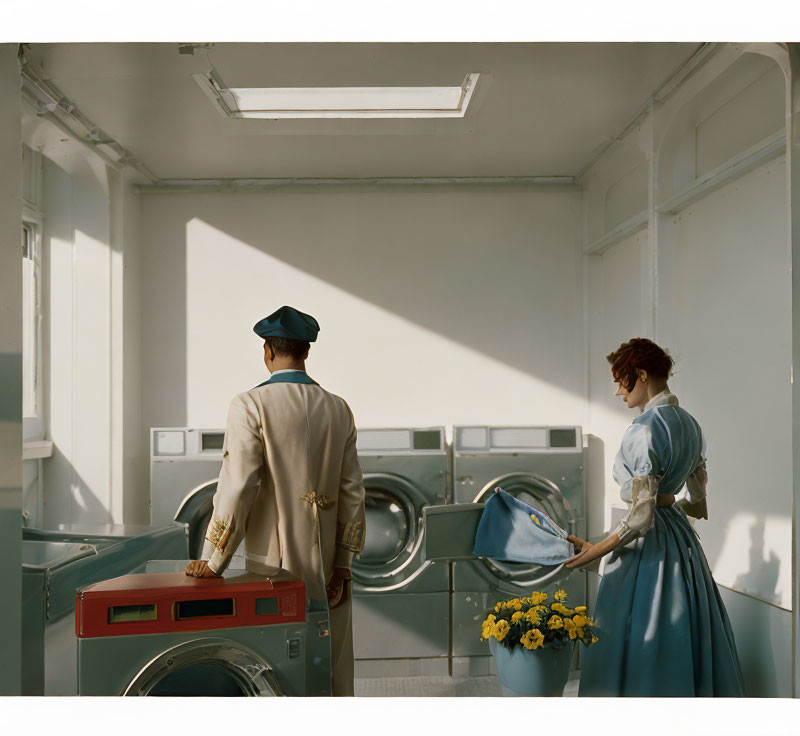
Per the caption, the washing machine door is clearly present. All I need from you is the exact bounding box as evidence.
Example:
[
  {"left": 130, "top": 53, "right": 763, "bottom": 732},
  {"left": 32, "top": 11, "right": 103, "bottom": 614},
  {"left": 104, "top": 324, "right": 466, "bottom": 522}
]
[
  {"left": 471, "top": 472, "right": 577, "bottom": 589},
  {"left": 123, "top": 638, "right": 283, "bottom": 696},
  {"left": 352, "top": 472, "right": 428, "bottom": 589},
  {"left": 174, "top": 480, "right": 218, "bottom": 558},
  {"left": 174, "top": 481, "right": 246, "bottom": 564}
]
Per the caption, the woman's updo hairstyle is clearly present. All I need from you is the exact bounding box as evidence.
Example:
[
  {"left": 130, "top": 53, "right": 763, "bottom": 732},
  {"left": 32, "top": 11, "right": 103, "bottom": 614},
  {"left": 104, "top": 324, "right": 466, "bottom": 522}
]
[{"left": 606, "top": 337, "right": 674, "bottom": 391}]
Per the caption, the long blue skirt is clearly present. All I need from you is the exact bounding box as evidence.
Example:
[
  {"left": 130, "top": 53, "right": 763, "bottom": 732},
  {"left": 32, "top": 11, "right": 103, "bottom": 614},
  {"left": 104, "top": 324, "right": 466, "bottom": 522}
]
[{"left": 579, "top": 506, "right": 744, "bottom": 696}]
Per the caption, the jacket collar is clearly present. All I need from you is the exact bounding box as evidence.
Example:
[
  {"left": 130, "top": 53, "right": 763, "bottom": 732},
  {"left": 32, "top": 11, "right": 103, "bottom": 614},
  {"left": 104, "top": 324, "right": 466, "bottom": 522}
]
[
  {"left": 642, "top": 389, "right": 679, "bottom": 413},
  {"left": 256, "top": 370, "right": 318, "bottom": 387}
]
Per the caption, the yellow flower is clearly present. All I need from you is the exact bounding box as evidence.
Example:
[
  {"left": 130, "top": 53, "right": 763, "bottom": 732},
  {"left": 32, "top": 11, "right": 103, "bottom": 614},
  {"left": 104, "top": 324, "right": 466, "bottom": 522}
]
[
  {"left": 511, "top": 611, "right": 523, "bottom": 624},
  {"left": 590, "top": 634, "right": 599, "bottom": 644},
  {"left": 492, "top": 620, "right": 510, "bottom": 642},
  {"left": 563, "top": 618, "right": 578, "bottom": 639},
  {"left": 494, "top": 602, "right": 503, "bottom": 613},
  {"left": 504, "top": 598, "right": 523, "bottom": 611},
  {"left": 554, "top": 590, "right": 567, "bottom": 602},
  {"left": 575, "top": 605, "right": 587, "bottom": 613},
  {"left": 524, "top": 608, "right": 542, "bottom": 625},
  {"left": 521, "top": 629, "right": 545, "bottom": 650},
  {"left": 552, "top": 602, "right": 574, "bottom": 616},
  {"left": 547, "top": 615, "right": 564, "bottom": 630},
  {"left": 530, "top": 591, "right": 548, "bottom": 605},
  {"left": 573, "top": 614, "right": 588, "bottom": 629},
  {"left": 480, "top": 614, "right": 498, "bottom": 641}
]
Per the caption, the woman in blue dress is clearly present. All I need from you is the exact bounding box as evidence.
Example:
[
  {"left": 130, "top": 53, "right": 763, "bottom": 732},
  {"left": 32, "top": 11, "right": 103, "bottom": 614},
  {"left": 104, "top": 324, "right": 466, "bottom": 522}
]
[{"left": 566, "top": 338, "right": 744, "bottom": 696}]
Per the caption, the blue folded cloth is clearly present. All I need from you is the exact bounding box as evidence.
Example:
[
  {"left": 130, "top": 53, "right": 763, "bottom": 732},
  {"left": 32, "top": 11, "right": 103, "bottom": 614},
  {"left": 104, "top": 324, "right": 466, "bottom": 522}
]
[{"left": 472, "top": 487, "right": 574, "bottom": 565}]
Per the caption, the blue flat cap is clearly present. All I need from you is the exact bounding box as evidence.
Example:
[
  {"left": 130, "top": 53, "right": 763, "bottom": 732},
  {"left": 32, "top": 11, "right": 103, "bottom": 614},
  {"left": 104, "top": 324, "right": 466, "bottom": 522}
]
[{"left": 253, "top": 305, "right": 320, "bottom": 342}]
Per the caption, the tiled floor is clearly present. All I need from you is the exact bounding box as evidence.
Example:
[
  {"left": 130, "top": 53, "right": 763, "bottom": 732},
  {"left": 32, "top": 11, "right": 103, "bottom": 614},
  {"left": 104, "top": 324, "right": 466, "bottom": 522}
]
[{"left": 355, "top": 671, "right": 581, "bottom": 697}]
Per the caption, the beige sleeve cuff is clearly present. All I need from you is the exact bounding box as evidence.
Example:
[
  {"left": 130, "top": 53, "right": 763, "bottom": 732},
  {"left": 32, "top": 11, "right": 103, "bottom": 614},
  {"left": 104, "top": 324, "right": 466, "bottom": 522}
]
[
  {"left": 613, "top": 475, "right": 659, "bottom": 545},
  {"left": 677, "top": 496, "right": 708, "bottom": 520}
]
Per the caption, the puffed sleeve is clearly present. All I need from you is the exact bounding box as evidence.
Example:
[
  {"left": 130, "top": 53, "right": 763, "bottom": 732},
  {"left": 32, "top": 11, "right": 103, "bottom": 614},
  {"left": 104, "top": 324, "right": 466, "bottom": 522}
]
[
  {"left": 613, "top": 422, "right": 660, "bottom": 546},
  {"left": 333, "top": 403, "right": 366, "bottom": 569},
  {"left": 203, "top": 393, "right": 264, "bottom": 575}
]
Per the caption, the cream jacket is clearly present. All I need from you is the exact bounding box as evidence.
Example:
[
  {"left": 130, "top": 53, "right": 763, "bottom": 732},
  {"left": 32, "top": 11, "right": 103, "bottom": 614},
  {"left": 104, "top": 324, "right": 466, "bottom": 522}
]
[{"left": 202, "top": 373, "right": 366, "bottom": 602}]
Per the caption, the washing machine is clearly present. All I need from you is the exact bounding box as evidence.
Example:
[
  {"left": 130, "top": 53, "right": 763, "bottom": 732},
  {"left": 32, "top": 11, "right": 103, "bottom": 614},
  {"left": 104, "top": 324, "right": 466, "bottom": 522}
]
[
  {"left": 150, "top": 427, "right": 225, "bottom": 526},
  {"left": 352, "top": 427, "right": 450, "bottom": 677},
  {"left": 150, "top": 427, "right": 244, "bottom": 565},
  {"left": 75, "top": 562, "right": 331, "bottom": 696},
  {"left": 21, "top": 522, "right": 189, "bottom": 694},
  {"left": 448, "top": 425, "right": 586, "bottom": 676}
]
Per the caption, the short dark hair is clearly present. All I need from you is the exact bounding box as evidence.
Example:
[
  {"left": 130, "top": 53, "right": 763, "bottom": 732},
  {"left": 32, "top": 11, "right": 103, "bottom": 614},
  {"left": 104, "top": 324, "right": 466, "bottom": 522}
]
[
  {"left": 265, "top": 336, "right": 310, "bottom": 360},
  {"left": 606, "top": 337, "right": 674, "bottom": 391}
]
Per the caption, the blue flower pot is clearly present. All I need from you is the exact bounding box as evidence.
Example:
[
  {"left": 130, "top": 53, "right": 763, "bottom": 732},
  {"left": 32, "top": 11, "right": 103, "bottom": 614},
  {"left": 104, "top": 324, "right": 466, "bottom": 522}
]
[{"left": 489, "top": 638, "right": 573, "bottom": 696}]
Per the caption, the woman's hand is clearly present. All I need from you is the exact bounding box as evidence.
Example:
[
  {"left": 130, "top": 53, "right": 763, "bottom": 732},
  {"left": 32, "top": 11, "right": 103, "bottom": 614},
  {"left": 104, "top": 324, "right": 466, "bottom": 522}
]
[
  {"left": 566, "top": 533, "right": 621, "bottom": 568},
  {"left": 567, "top": 534, "right": 589, "bottom": 553}
]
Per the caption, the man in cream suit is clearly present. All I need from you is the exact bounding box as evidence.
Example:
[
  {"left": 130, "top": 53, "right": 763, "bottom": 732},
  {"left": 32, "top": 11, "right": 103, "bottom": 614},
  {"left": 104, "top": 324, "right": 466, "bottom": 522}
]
[{"left": 184, "top": 305, "right": 366, "bottom": 696}]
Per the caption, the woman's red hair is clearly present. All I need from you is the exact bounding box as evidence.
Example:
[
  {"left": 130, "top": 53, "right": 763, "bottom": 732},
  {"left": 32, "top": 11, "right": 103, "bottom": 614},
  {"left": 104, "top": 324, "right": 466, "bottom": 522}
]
[{"left": 607, "top": 338, "right": 674, "bottom": 391}]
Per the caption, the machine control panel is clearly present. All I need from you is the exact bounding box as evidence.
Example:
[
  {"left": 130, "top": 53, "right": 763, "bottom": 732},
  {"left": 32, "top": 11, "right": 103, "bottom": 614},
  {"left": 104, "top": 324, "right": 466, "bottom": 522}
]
[
  {"left": 76, "top": 570, "right": 305, "bottom": 639},
  {"left": 151, "top": 428, "right": 226, "bottom": 459},
  {"left": 356, "top": 426, "right": 445, "bottom": 454},
  {"left": 454, "top": 426, "right": 583, "bottom": 453}
]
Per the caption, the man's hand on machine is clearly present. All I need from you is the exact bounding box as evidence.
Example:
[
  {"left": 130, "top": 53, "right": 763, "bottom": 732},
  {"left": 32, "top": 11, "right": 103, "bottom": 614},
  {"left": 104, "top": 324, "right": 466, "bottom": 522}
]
[
  {"left": 326, "top": 567, "right": 351, "bottom": 608},
  {"left": 184, "top": 560, "right": 219, "bottom": 578}
]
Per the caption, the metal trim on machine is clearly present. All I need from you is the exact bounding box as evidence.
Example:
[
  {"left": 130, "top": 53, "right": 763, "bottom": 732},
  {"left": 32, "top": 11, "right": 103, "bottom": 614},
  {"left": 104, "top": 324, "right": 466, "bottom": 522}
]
[
  {"left": 353, "top": 472, "right": 427, "bottom": 586},
  {"left": 173, "top": 478, "right": 220, "bottom": 522},
  {"left": 122, "top": 638, "right": 284, "bottom": 697}
]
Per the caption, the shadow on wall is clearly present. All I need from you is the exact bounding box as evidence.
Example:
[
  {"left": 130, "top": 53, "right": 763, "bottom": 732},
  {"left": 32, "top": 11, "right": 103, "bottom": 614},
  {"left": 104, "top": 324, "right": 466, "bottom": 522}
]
[
  {"left": 40, "top": 156, "right": 117, "bottom": 527},
  {"left": 42, "top": 445, "right": 114, "bottom": 527},
  {"left": 732, "top": 519, "right": 781, "bottom": 605},
  {"left": 728, "top": 519, "right": 780, "bottom": 697},
  {"left": 584, "top": 434, "right": 606, "bottom": 539},
  {"left": 139, "top": 188, "right": 584, "bottom": 430}
]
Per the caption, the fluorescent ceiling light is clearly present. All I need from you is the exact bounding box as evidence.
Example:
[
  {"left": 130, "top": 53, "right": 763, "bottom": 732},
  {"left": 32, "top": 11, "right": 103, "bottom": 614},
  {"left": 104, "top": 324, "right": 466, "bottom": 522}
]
[{"left": 193, "top": 72, "right": 480, "bottom": 119}]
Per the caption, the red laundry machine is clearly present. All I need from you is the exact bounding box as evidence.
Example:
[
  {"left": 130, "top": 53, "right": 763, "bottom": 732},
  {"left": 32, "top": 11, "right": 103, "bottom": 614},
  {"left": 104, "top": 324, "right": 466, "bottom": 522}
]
[{"left": 75, "top": 566, "right": 331, "bottom": 696}]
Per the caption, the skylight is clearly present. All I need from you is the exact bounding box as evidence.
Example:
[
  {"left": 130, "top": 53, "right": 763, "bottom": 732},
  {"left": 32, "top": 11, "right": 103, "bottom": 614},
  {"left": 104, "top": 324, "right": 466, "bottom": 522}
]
[{"left": 193, "top": 72, "right": 480, "bottom": 119}]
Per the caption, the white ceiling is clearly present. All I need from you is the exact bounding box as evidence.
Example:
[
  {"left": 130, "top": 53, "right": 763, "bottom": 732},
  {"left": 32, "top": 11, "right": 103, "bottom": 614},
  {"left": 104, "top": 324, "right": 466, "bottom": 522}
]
[{"left": 24, "top": 42, "right": 700, "bottom": 180}]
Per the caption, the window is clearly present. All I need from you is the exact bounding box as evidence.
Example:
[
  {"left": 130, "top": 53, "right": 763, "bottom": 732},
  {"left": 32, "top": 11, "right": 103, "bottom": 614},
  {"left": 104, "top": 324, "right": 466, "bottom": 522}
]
[
  {"left": 22, "top": 220, "right": 41, "bottom": 421},
  {"left": 194, "top": 72, "right": 481, "bottom": 119}
]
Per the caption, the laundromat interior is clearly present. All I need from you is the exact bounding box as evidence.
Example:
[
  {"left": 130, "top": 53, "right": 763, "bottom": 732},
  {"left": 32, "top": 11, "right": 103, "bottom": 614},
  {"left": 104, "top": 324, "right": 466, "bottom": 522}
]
[{"left": 2, "top": 34, "right": 800, "bottom": 704}]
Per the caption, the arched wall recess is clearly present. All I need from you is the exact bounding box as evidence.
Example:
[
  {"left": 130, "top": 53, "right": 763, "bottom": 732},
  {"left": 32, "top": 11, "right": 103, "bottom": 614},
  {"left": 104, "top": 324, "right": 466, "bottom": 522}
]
[
  {"left": 655, "top": 53, "right": 785, "bottom": 207},
  {"left": 582, "top": 42, "right": 797, "bottom": 697}
]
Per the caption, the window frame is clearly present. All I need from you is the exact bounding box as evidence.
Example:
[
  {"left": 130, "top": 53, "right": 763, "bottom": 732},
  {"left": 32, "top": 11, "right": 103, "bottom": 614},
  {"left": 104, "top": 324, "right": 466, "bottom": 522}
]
[{"left": 22, "top": 208, "right": 44, "bottom": 442}]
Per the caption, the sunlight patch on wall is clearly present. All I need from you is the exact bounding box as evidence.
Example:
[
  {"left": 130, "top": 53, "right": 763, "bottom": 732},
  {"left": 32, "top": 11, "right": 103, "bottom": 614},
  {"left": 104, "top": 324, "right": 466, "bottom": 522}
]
[
  {"left": 712, "top": 512, "right": 791, "bottom": 610},
  {"left": 184, "top": 218, "right": 583, "bottom": 429}
]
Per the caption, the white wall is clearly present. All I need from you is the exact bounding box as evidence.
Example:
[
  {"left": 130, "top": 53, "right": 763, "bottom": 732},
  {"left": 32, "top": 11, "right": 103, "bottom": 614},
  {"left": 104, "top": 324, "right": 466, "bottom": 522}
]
[
  {"left": 580, "top": 46, "right": 792, "bottom": 696},
  {"left": 585, "top": 229, "right": 648, "bottom": 537},
  {"left": 658, "top": 157, "right": 790, "bottom": 608},
  {"left": 139, "top": 186, "right": 585, "bottom": 447},
  {"left": 20, "top": 108, "right": 146, "bottom": 527},
  {"left": 40, "top": 155, "right": 114, "bottom": 525}
]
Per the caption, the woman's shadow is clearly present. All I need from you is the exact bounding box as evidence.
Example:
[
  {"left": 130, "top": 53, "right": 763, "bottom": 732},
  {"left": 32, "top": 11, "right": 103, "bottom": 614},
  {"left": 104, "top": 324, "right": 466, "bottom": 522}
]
[{"left": 731, "top": 519, "right": 781, "bottom": 697}]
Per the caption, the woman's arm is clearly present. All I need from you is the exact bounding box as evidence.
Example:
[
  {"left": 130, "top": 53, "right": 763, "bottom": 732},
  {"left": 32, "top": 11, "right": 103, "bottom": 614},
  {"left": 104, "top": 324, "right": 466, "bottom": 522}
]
[
  {"left": 565, "top": 533, "right": 621, "bottom": 568},
  {"left": 566, "top": 473, "right": 659, "bottom": 568}
]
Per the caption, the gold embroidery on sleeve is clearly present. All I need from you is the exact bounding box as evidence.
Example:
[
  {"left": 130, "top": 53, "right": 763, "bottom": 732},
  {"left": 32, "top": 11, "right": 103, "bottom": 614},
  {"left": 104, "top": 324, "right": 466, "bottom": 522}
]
[
  {"left": 205, "top": 517, "right": 231, "bottom": 551},
  {"left": 337, "top": 520, "right": 365, "bottom": 552}
]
